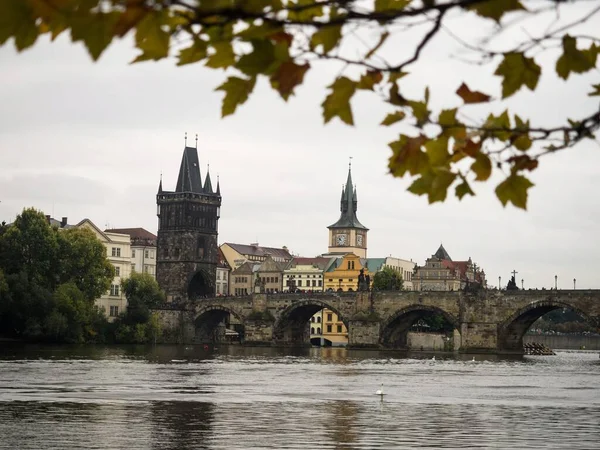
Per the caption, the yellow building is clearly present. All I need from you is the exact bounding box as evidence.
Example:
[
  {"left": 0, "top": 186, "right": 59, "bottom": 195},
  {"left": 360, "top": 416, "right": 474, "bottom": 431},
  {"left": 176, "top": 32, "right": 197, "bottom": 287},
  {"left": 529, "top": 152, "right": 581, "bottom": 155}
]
[
  {"left": 310, "top": 308, "right": 348, "bottom": 347},
  {"left": 323, "top": 253, "right": 374, "bottom": 292}
]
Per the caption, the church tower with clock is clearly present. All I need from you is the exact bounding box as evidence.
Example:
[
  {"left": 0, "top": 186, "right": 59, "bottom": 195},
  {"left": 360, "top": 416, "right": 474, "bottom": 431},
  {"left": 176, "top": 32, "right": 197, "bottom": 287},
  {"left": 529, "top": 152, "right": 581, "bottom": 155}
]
[{"left": 326, "top": 163, "right": 369, "bottom": 258}]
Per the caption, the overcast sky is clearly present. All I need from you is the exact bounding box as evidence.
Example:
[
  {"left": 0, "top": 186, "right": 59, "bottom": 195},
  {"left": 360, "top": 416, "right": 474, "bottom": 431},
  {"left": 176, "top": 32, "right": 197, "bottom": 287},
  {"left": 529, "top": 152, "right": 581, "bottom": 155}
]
[{"left": 0, "top": 4, "right": 598, "bottom": 289}]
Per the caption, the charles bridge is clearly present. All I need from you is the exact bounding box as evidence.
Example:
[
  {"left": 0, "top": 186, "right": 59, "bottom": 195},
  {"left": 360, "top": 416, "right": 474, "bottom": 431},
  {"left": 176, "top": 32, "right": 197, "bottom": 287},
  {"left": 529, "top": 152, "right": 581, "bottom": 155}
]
[{"left": 154, "top": 289, "right": 600, "bottom": 354}]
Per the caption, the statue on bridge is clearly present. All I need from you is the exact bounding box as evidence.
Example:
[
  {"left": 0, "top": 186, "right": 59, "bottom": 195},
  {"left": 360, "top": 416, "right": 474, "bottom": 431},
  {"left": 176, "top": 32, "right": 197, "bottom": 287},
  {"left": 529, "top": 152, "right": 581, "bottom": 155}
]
[
  {"left": 358, "top": 269, "right": 370, "bottom": 292},
  {"left": 507, "top": 275, "right": 519, "bottom": 291},
  {"left": 254, "top": 272, "right": 265, "bottom": 294}
]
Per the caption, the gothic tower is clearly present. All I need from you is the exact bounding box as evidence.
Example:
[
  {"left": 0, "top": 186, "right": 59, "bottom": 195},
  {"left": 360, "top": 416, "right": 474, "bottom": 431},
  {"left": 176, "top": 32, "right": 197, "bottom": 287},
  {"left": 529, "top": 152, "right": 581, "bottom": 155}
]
[
  {"left": 327, "top": 163, "right": 369, "bottom": 258},
  {"left": 156, "top": 142, "right": 221, "bottom": 302}
]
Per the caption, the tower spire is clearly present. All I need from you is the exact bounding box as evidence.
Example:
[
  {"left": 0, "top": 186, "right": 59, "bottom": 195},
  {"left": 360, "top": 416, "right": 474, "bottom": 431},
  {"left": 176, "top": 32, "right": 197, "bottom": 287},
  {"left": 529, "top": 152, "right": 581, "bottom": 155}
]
[
  {"left": 204, "top": 163, "right": 213, "bottom": 193},
  {"left": 158, "top": 172, "right": 163, "bottom": 193},
  {"left": 195, "top": 133, "right": 198, "bottom": 149},
  {"left": 184, "top": 132, "right": 187, "bottom": 146},
  {"left": 216, "top": 174, "right": 220, "bottom": 195}
]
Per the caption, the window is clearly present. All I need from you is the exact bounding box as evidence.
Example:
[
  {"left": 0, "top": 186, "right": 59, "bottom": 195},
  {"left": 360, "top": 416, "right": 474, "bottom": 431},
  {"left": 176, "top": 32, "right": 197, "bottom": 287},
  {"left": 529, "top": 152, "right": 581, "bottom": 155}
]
[
  {"left": 327, "top": 313, "right": 333, "bottom": 321},
  {"left": 298, "top": 280, "right": 302, "bottom": 287},
  {"left": 327, "top": 325, "right": 332, "bottom": 333},
  {"left": 145, "top": 250, "right": 149, "bottom": 258},
  {"left": 317, "top": 327, "right": 321, "bottom": 334},
  {"left": 311, "top": 327, "right": 315, "bottom": 334},
  {"left": 115, "top": 266, "right": 120, "bottom": 276},
  {"left": 275, "top": 277, "right": 279, "bottom": 283},
  {"left": 337, "top": 325, "right": 342, "bottom": 333},
  {"left": 109, "top": 306, "right": 119, "bottom": 317},
  {"left": 318, "top": 280, "right": 322, "bottom": 287},
  {"left": 110, "top": 284, "right": 120, "bottom": 296},
  {"left": 317, "top": 317, "right": 321, "bottom": 323},
  {"left": 132, "top": 249, "right": 136, "bottom": 257},
  {"left": 112, "top": 247, "right": 121, "bottom": 257},
  {"left": 150, "top": 250, "right": 154, "bottom": 259},
  {"left": 329, "top": 279, "right": 333, "bottom": 282},
  {"left": 132, "top": 264, "right": 136, "bottom": 272},
  {"left": 312, "top": 280, "right": 316, "bottom": 287}
]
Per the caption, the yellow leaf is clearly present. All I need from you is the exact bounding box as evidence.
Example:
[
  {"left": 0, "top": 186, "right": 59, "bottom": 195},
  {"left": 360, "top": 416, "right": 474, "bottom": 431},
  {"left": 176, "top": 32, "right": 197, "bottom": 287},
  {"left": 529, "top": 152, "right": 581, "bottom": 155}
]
[
  {"left": 270, "top": 61, "right": 310, "bottom": 100},
  {"left": 0, "top": 0, "right": 39, "bottom": 50},
  {"left": 494, "top": 52, "right": 541, "bottom": 98},
  {"left": 115, "top": 1, "right": 148, "bottom": 37},
  {"left": 495, "top": 174, "right": 534, "bottom": 209},
  {"left": 381, "top": 111, "right": 406, "bottom": 126},
  {"left": 357, "top": 70, "right": 383, "bottom": 90},
  {"left": 132, "top": 11, "right": 169, "bottom": 62},
  {"left": 456, "top": 82, "right": 491, "bottom": 104},
  {"left": 177, "top": 39, "right": 208, "bottom": 66},
  {"left": 322, "top": 77, "right": 357, "bottom": 125},
  {"left": 71, "top": 11, "right": 119, "bottom": 61},
  {"left": 375, "top": 0, "right": 410, "bottom": 12},
  {"left": 484, "top": 110, "right": 511, "bottom": 141},
  {"left": 425, "top": 136, "right": 450, "bottom": 167},
  {"left": 408, "top": 100, "right": 429, "bottom": 127},
  {"left": 216, "top": 76, "right": 257, "bottom": 117},
  {"left": 310, "top": 25, "right": 342, "bottom": 54},
  {"left": 471, "top": 153, "right": 492, "bottom": 181},
  {"left": 556, "top": 35, "right": 598, "bottom": 80}
]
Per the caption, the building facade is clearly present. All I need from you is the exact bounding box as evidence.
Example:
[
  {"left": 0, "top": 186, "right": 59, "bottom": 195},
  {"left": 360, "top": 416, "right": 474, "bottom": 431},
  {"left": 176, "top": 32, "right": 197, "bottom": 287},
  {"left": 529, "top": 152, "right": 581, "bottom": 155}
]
[
  {"left": 310, "top": 308, "right": 348, "bottom": 347},
  {"left": 216, "top": 248, "right": 230, "bottom": 296},
  {"left": 230, "top": 261, "right": 255, "bottom": 296},
  {"left": 323, "top": 253, "right": 374, "bottom": 292},
  {"left": 220, "top": 242, "right": 293, "bottom": 271},
  {"left": 413, "top": 244, "right": 487, "bottom": 291},
  {"left": 283, "top": 257, "right": 332, "bottom": 292},
  {"left": 106, "top": 228, "right": 157, "bottom": 278},
  {"left": 324, "top": 164, "right": 369, "bottom": 258},
  {"left": 75, "top": 219, "right": 131, "bottom": 320},
  {"left": 156, "top": 143, "right": 221, "bottom": 302}
]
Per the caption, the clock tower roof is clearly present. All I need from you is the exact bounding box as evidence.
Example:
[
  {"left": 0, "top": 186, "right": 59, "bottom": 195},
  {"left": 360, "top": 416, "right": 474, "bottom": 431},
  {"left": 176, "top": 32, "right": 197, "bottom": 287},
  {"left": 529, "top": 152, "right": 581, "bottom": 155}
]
[{"left": 328, "top": 165, "right": 368, "bottom": 231}]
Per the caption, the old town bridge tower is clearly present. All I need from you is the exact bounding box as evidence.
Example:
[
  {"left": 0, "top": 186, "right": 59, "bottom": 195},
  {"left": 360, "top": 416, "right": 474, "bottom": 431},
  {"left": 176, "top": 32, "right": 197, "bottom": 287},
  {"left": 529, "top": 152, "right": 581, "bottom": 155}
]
[{"left": 156, "top": 140, "right": 221, "bottom": 302}]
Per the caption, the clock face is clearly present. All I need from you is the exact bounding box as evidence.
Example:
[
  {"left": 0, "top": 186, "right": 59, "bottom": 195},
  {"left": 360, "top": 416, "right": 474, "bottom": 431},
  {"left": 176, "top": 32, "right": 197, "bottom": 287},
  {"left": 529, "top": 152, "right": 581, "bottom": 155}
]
[
  {"left": 336, "top": 234, "right": 347, "bottom": 246},
  {"left": 357, "top": 234, "right": 363, "bottom": 246}
]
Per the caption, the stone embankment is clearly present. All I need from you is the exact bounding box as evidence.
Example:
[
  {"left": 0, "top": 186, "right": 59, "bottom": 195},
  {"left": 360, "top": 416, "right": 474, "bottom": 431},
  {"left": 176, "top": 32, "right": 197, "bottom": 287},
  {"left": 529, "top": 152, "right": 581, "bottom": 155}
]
[{"left": 524, "top": 342, "right": 555, "bottom": 355}]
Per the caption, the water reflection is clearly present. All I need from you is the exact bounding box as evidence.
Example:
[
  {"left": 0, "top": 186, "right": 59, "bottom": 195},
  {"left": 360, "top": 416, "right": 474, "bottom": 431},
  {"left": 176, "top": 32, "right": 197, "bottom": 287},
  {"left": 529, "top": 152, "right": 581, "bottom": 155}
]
[{"left": 150, "top": 402, "right": 214, "bottom": 450}]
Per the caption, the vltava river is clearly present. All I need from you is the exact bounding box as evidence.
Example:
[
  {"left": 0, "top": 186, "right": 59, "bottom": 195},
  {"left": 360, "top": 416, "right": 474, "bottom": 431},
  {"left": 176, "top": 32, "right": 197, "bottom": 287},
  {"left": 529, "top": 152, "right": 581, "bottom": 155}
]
[{"left": 0, "top": 345, "right": 598, "bottom": 449}]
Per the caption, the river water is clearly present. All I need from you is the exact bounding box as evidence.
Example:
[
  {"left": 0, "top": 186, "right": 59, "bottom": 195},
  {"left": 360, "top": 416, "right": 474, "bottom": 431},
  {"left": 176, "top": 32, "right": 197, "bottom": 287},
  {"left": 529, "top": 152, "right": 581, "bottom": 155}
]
[{"left": 0, "top": 344, "right": 599, "bottom": 449}]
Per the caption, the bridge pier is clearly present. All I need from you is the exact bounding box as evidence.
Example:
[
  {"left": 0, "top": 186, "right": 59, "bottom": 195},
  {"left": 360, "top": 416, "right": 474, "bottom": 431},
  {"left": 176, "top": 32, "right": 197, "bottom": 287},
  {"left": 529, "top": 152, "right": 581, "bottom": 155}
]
[
  {"left": 459, "top": 322, "right": 499, "bottom": 354},
  {"left": 347, "top": 319, "right": 380, "bottom": 348}
]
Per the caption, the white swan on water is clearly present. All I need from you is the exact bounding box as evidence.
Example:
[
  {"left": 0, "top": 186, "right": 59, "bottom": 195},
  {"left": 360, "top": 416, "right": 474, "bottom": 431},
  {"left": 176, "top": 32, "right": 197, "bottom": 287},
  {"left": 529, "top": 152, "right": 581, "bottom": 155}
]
[
  {"left": 431, "top": 356, "right": 435, "bottom": 361},
  {"left": 376, "top": 383, "right": 384, "bottom": 396}
]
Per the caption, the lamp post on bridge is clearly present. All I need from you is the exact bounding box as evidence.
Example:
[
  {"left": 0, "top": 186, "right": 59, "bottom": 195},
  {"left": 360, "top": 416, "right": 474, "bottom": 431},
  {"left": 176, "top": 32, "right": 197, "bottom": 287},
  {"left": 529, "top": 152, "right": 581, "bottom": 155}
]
[
  {"left": 573, "top": 278, "right": 576, "bottom": 290},
  {"left": 521, "top": 279, "right": 524, "bottom": 290},
  {"left": 555, "top": 275, "right": 558, "bottom": 290},
  {"left": 498, "top": 276, "right": 501, "bottom": 290}
]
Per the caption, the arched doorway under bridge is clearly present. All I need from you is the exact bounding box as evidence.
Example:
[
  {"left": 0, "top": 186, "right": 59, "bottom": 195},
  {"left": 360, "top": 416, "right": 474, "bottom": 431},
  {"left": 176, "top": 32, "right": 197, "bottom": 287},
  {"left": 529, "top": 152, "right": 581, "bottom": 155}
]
[
  {"left": 188, "top": 270, "right": 213, "bottom": 300},
  {"left": 194, "top": 306, "right": 244, "bottom": 344},
  {"left": 380, "top": 304, "right": 459, "bottom": 351}
]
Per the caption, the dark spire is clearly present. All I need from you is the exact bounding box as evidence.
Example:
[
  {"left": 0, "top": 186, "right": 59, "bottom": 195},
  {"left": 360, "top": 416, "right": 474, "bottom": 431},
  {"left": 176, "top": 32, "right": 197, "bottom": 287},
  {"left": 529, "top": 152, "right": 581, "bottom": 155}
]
[
  {"left": 434, "top": 243, "right": 452, "bottom": 261},
  {"left": 184, "top": 132, "right": 187, "bottom": 146},
  {"left": 195, "top": 133, "right": 198, "bottom": 149},
  {"left": 175, "top": 146, "right": 203, "bottom": 193},
  {"left": 328, "top": 163, "right": 368, "bottom": 230},
  {"left": 204, "top": 164, "right": 213, "bottom": 194},
  {"left": 216, "top": 174, "right": 220, "bottom": 195},
  {"left": 158, "top": 172, "right": 163, "bottom": 193}
]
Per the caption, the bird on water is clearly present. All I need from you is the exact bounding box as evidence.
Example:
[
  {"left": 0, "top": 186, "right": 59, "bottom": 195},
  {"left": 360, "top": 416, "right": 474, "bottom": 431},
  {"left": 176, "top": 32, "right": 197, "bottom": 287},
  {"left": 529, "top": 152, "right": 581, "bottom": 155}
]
[{"left": 376, "top": 383, "right": 384, "bottom": 396}]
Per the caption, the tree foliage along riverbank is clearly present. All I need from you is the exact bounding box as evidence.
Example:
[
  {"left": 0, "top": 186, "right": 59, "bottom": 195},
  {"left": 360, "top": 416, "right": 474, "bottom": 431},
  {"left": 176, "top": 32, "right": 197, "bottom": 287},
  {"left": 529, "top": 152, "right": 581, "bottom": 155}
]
[
  {"left": 1, "top": 1, "right": 598, "bottom": 208},
  {"left": 0, "top": 208, "right": 165, "bottom": 343}
]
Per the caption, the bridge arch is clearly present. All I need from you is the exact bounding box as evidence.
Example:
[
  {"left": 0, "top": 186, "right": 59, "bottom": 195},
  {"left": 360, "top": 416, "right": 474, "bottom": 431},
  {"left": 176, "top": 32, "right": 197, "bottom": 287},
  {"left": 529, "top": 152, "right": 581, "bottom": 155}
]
[
  {"left": 193, "top": 305, "right": 245, "bottom": 344},
  {"left": 273, "top": 299, "right": 348, "bottom": 346},
  {"left": 498, "top": 298, "right": 592, "bottom": 353},
  {"left": 380, "top": 304, "right": 459, "bottom": 349}
]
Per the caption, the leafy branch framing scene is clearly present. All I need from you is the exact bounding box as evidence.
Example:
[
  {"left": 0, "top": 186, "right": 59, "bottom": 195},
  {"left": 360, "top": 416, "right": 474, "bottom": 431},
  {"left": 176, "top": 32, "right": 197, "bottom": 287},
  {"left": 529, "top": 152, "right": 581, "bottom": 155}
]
[{"left": 2, "top": 0, "right": 598, "bottom": 209}]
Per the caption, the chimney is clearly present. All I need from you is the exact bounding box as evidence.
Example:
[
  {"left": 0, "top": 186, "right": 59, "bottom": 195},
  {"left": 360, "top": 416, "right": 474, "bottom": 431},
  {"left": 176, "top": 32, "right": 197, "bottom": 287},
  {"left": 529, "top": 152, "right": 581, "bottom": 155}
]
[{"left": 61, "top": 217, "right": 68, "bottom": 228}]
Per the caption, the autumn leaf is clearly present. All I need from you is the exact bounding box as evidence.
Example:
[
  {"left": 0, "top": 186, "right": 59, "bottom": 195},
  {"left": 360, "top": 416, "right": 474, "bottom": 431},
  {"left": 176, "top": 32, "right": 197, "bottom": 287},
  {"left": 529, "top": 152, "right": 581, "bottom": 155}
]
[
  {"left": 494, "top": 52, "right": 541, "bottom": 98},
  {"left": 322, "top": 77, "right": 357, "bottom": 125},
  {"left": 131, "top": 11, "right": 169, "bottom": 62},
  {"left": 495, "top": 173, "right": 534, "bottom": 209},
  {"left": 375, "top": 0, "right": 410, "bottom": 12},
  {"left": 0, "top": 0, "right": 39, "bottom": 50},
  {"left": 310, "top": 25, "right": 342, "bottom": 53},
  {"left": 72, "top": 12, "right": 120, "bottom": 61},
  {"left": 381, "top": 111, "right": 406, "bottom": 126},
  {"left": 456, "top": 83, "right": 491, "bottom": 104},
  {"left": 236, "top": 40, "right": 277, "bottom": 75},
  {"left": 484, "top": 110, "right": 511, "bottom": 141},
  {"left": 471, "top": 153, "right": 492, "bottom": 181},
  {"left": 216, "top": 76, "right": 257, "bottom": 117},
  {"left": 357, "top": 70, "right": 383, "bottom": 90},
  {"left": 115, "top": 1, "right": 148, "bottom": 37},
  {"left": 388, "top": 134, "right": 429, "bottom": 176},
  {"left": 455, "top": 181, "right": 475, "bottom": 200},
  {"left": 177, "top": 39, "right": 208, "bottom": 66},
  {"left": 589, "top": 84, "right": 600, "bottom": 97},
  {"left": 556, "top": 35, "right": 597, "bottom": 80},
  {"left": 424, "top": 136, "right": 450, "bottom": 166},
  {"left": 468, "top": 0, "right": 526, "bottom": 22},
  {"left": 205, "top": 41, "right": 236, "bottom": 68},
  {"left": 270, "top": 61, "right": 310, "bottom": 100}
]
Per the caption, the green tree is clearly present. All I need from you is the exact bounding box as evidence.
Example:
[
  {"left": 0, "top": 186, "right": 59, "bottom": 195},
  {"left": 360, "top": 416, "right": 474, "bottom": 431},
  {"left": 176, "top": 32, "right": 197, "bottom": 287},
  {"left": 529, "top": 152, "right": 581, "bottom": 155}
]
[
  {"left": 372, "top": 266, "right": 404, "bottom": 291},
  {"left": 57, "top": 227, "right": 114, "bottom": 301},
  {"left": 2, "top": 1, "right": 599, "bottom": 209}
]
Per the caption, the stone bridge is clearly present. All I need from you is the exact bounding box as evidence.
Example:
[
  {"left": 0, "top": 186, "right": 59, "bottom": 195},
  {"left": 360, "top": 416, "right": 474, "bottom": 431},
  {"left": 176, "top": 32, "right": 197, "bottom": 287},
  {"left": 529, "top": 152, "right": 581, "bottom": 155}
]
[{"left": 154, "top": 290, "right": 600, "bottom": 354}]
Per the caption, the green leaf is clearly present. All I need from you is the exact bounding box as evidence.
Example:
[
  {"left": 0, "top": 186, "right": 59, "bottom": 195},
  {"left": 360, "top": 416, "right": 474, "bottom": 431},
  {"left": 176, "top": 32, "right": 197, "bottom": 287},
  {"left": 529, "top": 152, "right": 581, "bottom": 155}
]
[
  {"left": 0, "top": 0, "right": 39, "bottom": 50},
  {"left": 270, "top": 61, "right": 310, "bottom": 100},
  {"left": 310, "top": 25, "right": 342, "bottom": 54},
  {"left": 72, "top": 12, "right": 119, "bottom": 61},
  {"left": 375, "top": 0, "right": 410, "bottom": 12},
  {"left": 408, "top": 101, "right": 429, "bottom": 126},
  {"left": 357, "top": 70, "right": 383, "bottom": 90},
  {"left": 206, "top": 42, "right": 235, "bottom": 68},
  {"left": 322, "top": 77, "right": 357, "bottom": 125},
  {"left": 455, "top": 181, "right": 475, "bottom": 200},
  {"left": 495, "top": 174, "right": 534, "bottom": 209},
  {"left": 388, "top": 134, "right": 429, "bottom": 177},
  {"left": 177, "top": 39, "right": 208, "bottom": 66},
  {"left": 484, "top": 110, "right": 511, "bottom": 141},
  {"left": 589, "top": 84, "right": 600, "bottom": 97},
  {"left": 468, "top": 0, "right": 526, "bottom": 22},
  {"left": 556, "top": 35, "right": 597, "bottom": 80},
  {"left": 494, "top": 52, "right": 541, "bottom": 98},
  {"left": 424, "top": 136, "right": 449, "bottom": 166},
  {"left": 287, "top": 0, "right": 324, "bottom": 21},
  {"left": 236, "top": 40, "right": 277, "bottom": 75},
  {"left": 381, "top": 111, "right": 406, "bottom": 126},
  {"left": 429, "top": 170, "right": 456, "bottom": 203},
  {"left": 131, "top": 11, "right": 169, "bottom": 62},
  {"left": 471, "top": 153, "right": 492, "bottom": 181},
  {"left": 216, "top": 76, "right": 257, "bottom": 117}
]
